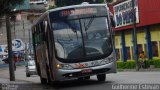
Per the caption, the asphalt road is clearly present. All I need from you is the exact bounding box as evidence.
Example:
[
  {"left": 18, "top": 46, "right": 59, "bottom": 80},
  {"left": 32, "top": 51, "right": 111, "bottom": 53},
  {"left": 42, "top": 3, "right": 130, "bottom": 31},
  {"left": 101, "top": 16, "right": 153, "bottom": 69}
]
[{"left": 0, "top": 66, "right": 160, "bottom": 90}]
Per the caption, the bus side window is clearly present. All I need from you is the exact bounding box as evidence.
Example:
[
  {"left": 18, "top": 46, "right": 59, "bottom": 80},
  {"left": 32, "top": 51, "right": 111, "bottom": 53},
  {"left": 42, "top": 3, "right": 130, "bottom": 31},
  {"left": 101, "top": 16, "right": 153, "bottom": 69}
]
[
  {"left": 35, "top": 25, "right": 40, "bottom": 45},
  {"left": 39, "top": 22, "right": 45, "bottom": 41}
]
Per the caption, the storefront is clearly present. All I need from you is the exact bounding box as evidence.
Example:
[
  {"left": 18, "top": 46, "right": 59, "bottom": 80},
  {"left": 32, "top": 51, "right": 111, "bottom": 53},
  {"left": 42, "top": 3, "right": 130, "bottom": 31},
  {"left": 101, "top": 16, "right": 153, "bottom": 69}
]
[{"left": 110, "top": 0, "right": 160, "bottom": 61}]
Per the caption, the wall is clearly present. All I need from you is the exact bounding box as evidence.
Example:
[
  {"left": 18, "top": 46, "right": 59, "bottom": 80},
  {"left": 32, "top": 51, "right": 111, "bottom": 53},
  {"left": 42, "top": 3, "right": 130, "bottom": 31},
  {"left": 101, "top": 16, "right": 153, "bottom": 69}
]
[
  {"left": 115, "top": 24, "right": 160, "bottom": 61},
  {"left": 0, "top": 13, "right": 33, "bottom": 45}
]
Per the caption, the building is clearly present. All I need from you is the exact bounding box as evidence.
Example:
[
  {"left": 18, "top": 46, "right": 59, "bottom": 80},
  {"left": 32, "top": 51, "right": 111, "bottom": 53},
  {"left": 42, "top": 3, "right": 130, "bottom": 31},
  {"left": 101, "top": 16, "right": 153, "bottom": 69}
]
[
  {"left": 0, "top": 0, "right": 55, "bottom": 44},
  {"left": 29, "top": 0, "right": 55, "bottom": 10},
  {"left": 110, "top": 0, "right": 160, "bottom": 61},
  {"left": 0, "top": 0, "right": 55, "bottom": 57}
]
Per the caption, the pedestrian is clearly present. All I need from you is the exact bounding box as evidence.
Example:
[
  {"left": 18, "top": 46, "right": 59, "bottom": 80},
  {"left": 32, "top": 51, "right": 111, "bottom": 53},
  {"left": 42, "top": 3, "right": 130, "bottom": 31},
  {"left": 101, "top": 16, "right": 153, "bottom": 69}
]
[
  {"left": 13, "top": 55, "right": 17, "bottom": 71},
  {"left": 139, "top": 51, "right": 146, "bottom": 68}
]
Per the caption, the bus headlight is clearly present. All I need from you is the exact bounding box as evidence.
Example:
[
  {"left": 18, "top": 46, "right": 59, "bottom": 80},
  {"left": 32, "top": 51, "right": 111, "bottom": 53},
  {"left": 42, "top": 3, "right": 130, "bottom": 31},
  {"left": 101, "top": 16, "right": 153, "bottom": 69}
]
[
  {"left": 56, "top": 64, "right": 62, "bottom": 69},
  {"left": 63, "top": 64, "right": 73, "bottom": 70},
  {"left": 100, "top": 59, "right": 109, "bottom": 65},
  {"left": 100, "top": 57, "right": 114, "bottom": 65},
  {"left": 56, "top": 64, "right": 73, "bottom": 70}
]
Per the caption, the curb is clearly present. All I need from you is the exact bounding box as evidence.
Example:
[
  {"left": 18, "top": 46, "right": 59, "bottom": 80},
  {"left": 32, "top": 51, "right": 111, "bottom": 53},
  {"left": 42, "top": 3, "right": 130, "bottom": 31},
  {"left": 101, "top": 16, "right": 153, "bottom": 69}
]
[
  {"left": 0, "top": 62, "right": 25, "bottom": 69},
  {"left": 117, "top": 68, "right": 160, "bottom": 72}
]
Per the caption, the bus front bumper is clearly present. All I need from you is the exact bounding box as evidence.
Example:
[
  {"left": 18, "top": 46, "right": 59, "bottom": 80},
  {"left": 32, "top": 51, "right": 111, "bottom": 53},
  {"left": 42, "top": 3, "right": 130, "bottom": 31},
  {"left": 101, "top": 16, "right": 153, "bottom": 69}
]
[{"left": 54, "top": 61, "right": 116, "bottom": 81}]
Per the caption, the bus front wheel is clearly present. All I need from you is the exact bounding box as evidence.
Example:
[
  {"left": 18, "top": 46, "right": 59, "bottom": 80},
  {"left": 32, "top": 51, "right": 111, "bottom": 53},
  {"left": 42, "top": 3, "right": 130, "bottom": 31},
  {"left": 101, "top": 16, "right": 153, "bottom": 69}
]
[
  {"left": 97, "top": 74, "right": 106, "bottom": 81},
  {"left": 40, "top": 76, "right": 47, "bottom": 84}
]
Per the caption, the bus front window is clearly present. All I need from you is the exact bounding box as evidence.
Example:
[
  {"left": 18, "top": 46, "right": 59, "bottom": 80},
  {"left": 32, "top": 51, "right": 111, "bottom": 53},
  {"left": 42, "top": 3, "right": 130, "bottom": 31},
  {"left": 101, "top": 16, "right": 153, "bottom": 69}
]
[
  {"left": 52, "top": 17, "right": 113, "bottom": 62},
  {"left": 52, "top": 20, "right": 83, "bottom": 59},
  {"left": 80, "top": 17, "right": 112, "bottom": 57}
]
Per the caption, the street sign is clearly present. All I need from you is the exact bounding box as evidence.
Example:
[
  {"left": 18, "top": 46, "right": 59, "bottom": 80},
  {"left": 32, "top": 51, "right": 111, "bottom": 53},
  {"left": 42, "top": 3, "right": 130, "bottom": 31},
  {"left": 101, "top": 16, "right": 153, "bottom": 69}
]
[{"left": 12, "top": 39, "right": 25, "bottom": 51}]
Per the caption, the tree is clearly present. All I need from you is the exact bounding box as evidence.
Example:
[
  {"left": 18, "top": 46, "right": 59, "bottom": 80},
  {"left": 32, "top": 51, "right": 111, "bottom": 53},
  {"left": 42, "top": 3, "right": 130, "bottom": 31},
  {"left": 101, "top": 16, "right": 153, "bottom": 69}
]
[
  {"left": 0, "top": 0, "right": 25, "bottom": 17},
  {"left": 0, "top": 0, "right": 25, "bottom": 81},
  {"left": 48, "top": 5, "right": 57, "bottom": 10},
  {"left": 55, "top": 0, "right": 104, "bottom": 7},
  {"left": 106, "top": 0, "right": 113, "bottom": 3}
]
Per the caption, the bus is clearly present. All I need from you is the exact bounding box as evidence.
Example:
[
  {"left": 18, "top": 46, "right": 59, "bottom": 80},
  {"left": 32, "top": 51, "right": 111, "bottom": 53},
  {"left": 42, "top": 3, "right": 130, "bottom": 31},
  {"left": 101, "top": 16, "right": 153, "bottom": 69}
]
[{"left": 31, "top": 2, "right": 116, "bottom": 84}]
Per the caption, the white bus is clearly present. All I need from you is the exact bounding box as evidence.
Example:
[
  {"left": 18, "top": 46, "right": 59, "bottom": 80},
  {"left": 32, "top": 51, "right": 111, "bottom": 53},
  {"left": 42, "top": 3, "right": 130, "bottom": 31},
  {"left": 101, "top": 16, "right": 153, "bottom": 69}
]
[{"left": 31, "top": 2, "right": 116, "bottom": 84}]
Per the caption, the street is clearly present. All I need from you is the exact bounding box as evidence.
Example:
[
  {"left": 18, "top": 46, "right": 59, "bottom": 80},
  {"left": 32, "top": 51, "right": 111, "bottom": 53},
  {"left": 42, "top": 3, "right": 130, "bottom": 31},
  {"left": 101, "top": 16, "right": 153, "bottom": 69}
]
[{"left": 0, "top": 66, "right": 160, "bottom": 90}]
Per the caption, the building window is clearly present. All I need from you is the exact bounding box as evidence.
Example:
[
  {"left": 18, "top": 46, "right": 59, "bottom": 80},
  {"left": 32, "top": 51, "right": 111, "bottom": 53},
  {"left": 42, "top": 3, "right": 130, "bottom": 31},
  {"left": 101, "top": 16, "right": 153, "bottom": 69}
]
[
  {"left": 126, "top": 47, "right": 131, "bottom": 60},
  {"left": 116, "top": 49, "right": 120, "bottom": 60},
  {"left": 138, "top": 44, "right": 143, "bottom": 55},
  {"left": 132, "top": 44, "right": 143, "bottom": 60},
  {"left": 152, "top": 41, "right": 158, "bottom": 57},
  {"left": 144, "top": 44, "right": 147, "bottom": 58}
]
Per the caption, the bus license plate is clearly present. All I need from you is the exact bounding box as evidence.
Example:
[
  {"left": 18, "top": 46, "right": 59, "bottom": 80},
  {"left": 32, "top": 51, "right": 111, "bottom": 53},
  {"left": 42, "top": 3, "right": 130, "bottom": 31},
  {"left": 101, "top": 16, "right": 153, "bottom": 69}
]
[{"left": 81, "top": 69, "right": 92, "bottom": 74}]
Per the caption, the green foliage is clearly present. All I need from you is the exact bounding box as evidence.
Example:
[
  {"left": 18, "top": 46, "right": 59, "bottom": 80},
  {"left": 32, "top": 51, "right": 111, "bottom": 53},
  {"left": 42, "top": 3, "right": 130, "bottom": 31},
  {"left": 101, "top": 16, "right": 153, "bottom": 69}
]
[
  {"left": 117, "top": 59, "right": 160, "bottom": 69},
  {"left": 0, "top": 0, "right": 25, "bottom": 16},
  {"left": 117, "top": 60, "right": 136, "bottom": 69},
  {"left": 106, "top": 0, "right": 113, "bottom": 3},
  {"left": 48, "top": 5, "right": 57, "bottom": 10},
  {"left": 144, "top": 60, "right": 150, "bottom": 68},
  {"left": 143, "top": 59, "right": 160, "bottom": 68},
  {"left": 117, "top": 61, "right": 124, "bottom": 69},
  {"left": 55, "top": 0, "right": 104, "bottom": 7},
  {"left": 152, "top": 59, "right": 160, "bottom": 68}
]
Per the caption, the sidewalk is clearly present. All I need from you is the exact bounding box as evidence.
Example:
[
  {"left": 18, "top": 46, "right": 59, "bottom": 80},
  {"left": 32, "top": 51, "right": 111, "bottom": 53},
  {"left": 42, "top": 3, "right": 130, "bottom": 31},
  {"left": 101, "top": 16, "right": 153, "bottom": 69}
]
[
  {"left": 0, "top": 62, "right": 25, "bottom": 68},
  {"left": 0, "top": 65, "right": 33, "bottom": 85},
  {"left": 0, "top": 69, "right": 30, "bottom": 85},
  {"left": 0, "top": 77, "right": 29, "bottom": 84},
  {"left": 117, "top": 68, "right": 160, "bottom": 72}
]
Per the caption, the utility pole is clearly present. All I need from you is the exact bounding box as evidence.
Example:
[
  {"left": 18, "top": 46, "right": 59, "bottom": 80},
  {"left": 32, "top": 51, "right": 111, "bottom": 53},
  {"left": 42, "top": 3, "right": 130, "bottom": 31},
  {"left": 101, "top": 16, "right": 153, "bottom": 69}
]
[
  {"left": 131, "top": 0, "right": 139, "bottom": 71},
  {"left": 28, "top": 28, "right": 31, "bottom": 55},
  {"left": 6, "top": 15, "right": 15, "bottom": 81},
  {"left": 14, "top": 18, "right": 16, "bottom": 39}
]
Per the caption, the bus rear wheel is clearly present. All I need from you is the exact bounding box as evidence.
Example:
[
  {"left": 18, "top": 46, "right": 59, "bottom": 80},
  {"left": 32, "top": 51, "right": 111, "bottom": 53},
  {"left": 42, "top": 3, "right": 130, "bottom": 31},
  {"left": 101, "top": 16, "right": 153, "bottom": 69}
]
[{"left": 97, "top": 74, "right": 106, "bottom": 81}]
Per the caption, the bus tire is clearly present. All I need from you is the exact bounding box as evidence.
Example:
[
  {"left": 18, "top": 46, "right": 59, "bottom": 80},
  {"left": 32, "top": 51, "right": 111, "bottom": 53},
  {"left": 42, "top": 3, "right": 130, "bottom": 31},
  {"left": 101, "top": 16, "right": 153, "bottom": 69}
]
[
  {"left": 46, "top": 64, "right": 52, "bottom": 84},
  {"left": 26, "top": 73, "right": 30, "bottom": 77},
  {"left": 36, "top": 63, "right": 41, "bottom": 76},
  {"left": 77, "top": 77, "right": 84, "bottom": 81},
  {"left": 40, "top": 76, "right": 47, "bottom": 84},
  {"left": 84, "top": 76, "right": 90, "bottom": 80},
  {"left": 97, "top": 74, "right": 106, "bottom": 81}
]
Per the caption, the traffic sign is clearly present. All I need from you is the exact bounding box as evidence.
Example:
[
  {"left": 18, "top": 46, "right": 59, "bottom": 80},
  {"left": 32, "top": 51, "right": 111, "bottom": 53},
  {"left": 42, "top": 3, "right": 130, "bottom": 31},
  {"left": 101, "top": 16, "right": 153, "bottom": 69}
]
[{"left": 12, "top": 39, "right": 25, "bottom": 51}]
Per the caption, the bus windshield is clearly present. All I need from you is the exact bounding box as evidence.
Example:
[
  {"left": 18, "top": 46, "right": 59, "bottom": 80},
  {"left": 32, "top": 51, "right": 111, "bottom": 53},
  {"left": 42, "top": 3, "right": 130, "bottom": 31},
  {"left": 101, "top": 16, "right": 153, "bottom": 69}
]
[{"left": 50, "top": 6, "right": 113, "bottom": 62}]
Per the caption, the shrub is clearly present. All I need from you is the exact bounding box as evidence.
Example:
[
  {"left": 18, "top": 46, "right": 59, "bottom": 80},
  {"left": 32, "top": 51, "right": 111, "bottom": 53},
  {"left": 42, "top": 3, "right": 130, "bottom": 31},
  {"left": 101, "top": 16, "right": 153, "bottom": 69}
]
[
  {"left": 144, "top": 60, "right": 150, "bottom": 68},
  {"left": 152, "top": 59, "right": 160, "bottom": 68},
  {"left": 124, "top": 60, "right": 136, "bottom": 69},
  {"left": 117, "top": 61, "right": 124, "bottom": 69},
  {"left": 116, "top": 59, "right": 160, "bottom": 69},
  {"left": 117, "top": 60, "right": 135, "bottom": 69}
]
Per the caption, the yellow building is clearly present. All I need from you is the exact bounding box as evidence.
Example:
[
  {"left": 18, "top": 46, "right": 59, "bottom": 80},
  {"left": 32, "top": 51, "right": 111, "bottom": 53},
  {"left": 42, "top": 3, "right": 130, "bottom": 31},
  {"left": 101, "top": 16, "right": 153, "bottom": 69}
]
[
  {"left": 115, "top": 25, "right": 160, "bottom": 61},
  {"left": 112, "top": 0, "right": 160, "bottom": 61}
]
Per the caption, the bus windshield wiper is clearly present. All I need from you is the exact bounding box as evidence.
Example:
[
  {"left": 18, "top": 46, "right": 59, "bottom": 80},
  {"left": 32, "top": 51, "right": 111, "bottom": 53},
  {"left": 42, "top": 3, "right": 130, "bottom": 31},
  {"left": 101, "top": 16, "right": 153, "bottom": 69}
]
[
  {"left": 63, "top": 20, "right": 79, "bottom": 40},
  {"left": 84, "top": 16, "right": 95, "bottom": 31}
]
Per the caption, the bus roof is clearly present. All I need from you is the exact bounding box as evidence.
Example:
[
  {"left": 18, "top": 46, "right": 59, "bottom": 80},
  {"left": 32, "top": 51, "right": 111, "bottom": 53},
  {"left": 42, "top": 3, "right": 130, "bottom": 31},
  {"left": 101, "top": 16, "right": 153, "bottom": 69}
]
[
  {"left": 48, "top": 3, "right": 108, "bottom": 13},
  {"left": 31, "top": 3, "right": 108, "bottom": 29}
]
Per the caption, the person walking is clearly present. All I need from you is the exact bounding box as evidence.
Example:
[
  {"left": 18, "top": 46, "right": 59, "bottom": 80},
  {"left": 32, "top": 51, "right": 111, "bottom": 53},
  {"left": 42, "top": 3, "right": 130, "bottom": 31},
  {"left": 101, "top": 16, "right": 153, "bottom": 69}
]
[{"left": 139, "top": 51, "right": 146, "bottom": 69}]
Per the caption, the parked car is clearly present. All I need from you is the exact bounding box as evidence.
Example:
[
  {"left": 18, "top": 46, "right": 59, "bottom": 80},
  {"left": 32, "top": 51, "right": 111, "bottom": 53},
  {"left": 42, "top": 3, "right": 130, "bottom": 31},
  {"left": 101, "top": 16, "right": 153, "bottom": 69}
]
[
  {"left": 25, "top": 60, "right": 37, "bottom": 77},
  {"left": 2, "top": 58, "right": 9, "bottom": 64},
  {"left": 0, "top": 58, "right": 5, "bottom": 64}
]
